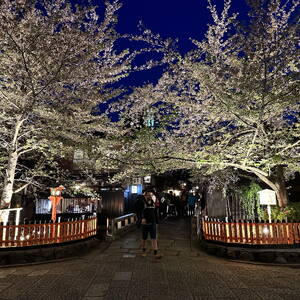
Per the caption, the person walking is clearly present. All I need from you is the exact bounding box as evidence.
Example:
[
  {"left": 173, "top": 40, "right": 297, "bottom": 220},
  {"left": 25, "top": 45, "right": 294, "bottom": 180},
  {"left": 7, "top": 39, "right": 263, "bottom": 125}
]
[
  {"left": 167, "top": 191, "right": 177, "bottom": 216},
  {"left": 141, "top": 191, "right": 162, "bottom": 259},
  {"left": 134, "top": 191, "right": 146, "bottom": 228},
  {"left": 179, "top": 190, "right": 187, "bottom": 217},
  {"left": 160, "top": 193, "right": 168, "bottom": 219},
  {"left": 187, "top": 192, "right": 197, "bottom": 216},
  {"left": 151, "top": 189, "right": 160, "bottom": 223}
]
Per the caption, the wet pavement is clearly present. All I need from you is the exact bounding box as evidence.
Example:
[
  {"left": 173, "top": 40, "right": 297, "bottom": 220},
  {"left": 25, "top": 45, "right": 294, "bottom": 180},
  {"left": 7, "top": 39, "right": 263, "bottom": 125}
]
[{"left": 0, "top": 217, "right": 300, "bottom": 300}]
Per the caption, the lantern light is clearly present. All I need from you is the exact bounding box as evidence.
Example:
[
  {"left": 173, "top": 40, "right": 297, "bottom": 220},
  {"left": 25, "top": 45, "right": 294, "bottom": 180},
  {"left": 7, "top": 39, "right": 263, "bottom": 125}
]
[{"left": 263, "top": 227, "right": 269, "bottom": 235}]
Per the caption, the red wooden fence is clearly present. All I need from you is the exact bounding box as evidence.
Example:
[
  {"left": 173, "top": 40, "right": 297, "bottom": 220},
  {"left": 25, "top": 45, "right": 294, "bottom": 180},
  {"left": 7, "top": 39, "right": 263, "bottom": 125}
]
[
  {"left": 202, "top": 218, "right": 300, "bottom": 245},
  {"left": 0, "top": 217, "right": 97, "bottom": 248}
]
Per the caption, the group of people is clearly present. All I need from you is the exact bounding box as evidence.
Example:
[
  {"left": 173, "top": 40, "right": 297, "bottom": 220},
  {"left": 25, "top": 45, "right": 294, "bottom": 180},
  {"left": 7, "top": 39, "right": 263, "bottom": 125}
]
[
  {"left": 162, "top": 190, "right": 200, "bottom": 217},
  {"left": 134, "top": 188, "right": 202, "bottom": 259}
]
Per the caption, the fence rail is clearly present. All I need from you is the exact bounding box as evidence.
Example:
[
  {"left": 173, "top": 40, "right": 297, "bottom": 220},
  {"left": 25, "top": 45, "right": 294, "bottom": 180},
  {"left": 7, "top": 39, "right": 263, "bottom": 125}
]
[
  {"left": 0, "top": 217, "right": 97, "bottom": 248},
  {"left": 106, "top": 213, "right": 136, "bottom": 239},
  {"left": 202, "top": 218, "right": 300, "bottom": 245}
]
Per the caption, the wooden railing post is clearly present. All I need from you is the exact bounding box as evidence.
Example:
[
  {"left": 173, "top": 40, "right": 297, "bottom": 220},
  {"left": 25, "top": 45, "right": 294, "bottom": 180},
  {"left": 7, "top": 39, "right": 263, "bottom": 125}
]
[
  {"left": 287, "top": 222, "right": 294, "bottom": 245},
  {"left": 293, "top": 223, "right": 300, "bottom": 244}
]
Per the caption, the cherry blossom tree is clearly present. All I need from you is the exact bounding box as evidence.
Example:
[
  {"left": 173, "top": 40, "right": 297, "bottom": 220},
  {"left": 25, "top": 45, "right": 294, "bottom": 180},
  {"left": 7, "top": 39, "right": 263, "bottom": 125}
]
[
  {"left": 157, "top": 0, "right": 300, "bottom": 207},
  {"left": 0, "top": 0, "right": 171, "bottom": 208},
  {"left": 108, "top": 0, "right": 300, "bottom": 207}
]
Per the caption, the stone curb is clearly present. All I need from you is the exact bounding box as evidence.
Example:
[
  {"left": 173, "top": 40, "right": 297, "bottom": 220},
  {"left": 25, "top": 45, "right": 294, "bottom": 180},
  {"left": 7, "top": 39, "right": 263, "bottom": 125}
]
[
  {"left": 227, "top": 259, "right": 300, "bottom": 267},
  {"left": 0, "top": 237, "right": 102, "bottom": 266},
  {"left": 0, "top": 256, "right": 80, "bottom": 268},
  {"left": 199, "top": 239, "right": 300, "bottom": 264}
]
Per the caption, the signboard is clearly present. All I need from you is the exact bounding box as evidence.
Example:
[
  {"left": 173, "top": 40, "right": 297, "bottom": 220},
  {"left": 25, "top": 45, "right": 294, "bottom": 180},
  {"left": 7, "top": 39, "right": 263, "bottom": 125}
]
[
  {"left": 131, "top": 185, "right": 138, "bottom": 194},
  {"left": 144, "top": 175, "right": 151, "bottom": 183},
  {"left": 258, "top": 189, "right": 277, "bottom": 205},
  {"left": 73, "top": 149, "right": 89, "bottom": 165},
  {"left": 132, "top": 178, "right": 142, "bottom": 185},
  {"left": 74, "top": 149, "right": 84, "bottom": 160}
]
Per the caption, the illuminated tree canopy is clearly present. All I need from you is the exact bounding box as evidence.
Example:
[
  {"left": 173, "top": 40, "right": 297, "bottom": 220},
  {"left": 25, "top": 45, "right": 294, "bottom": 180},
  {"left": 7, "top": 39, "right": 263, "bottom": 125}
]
[
  {"left": 1, "top": 0, "right": 299, "bottom": 209},
  {"left": 110, "top": 0, "right": 300, "bottom": 207},
  {"left": 0, "top": 0, "right": 170, "bottom": 207}
]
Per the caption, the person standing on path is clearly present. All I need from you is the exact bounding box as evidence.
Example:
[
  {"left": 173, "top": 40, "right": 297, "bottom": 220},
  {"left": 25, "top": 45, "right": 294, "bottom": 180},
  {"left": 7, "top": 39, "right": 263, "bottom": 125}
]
[
  {"left": 134, "top": 191, "right": 146, "bottom": 228},
  {"left": 141, "top": 191, "right": 162, "bottom": 259}
]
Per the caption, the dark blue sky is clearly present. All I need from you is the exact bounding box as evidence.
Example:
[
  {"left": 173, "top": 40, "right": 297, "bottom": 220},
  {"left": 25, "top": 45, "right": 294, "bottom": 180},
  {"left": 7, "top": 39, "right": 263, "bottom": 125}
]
[
  {"left": 117, "top": 0, "right": 247, "bottom": 39},
  {"left": 73, "top": 0, "right": 249, "bottom": 87},
  {"left": 114, "top": 0, "right": 248, "bottom": 87},
  {"left": 117, "top": 0, "right": 209, "bottom": 40},
  {"left": 92, "top": 0, "right": 249, "bottom": 114}
]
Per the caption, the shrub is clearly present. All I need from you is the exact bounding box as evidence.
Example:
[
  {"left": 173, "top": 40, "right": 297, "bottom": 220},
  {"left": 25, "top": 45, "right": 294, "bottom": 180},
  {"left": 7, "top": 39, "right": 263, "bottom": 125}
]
[
  {"left": 239, "top": 182, "right": 262, "bottom": 218},
  {"left": 259, "top": 203, "right": 300, "bottom": 222}
]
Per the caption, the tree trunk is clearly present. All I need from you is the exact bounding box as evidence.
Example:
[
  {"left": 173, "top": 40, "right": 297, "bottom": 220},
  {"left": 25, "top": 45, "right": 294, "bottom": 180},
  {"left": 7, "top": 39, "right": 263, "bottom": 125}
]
[
  {"left": 273, "top": 165, "right": 288, "bottom": 208},
  {"left": 1, "top": 117, "right": 25, "bottom": 208},
  {"left": 253, "top": 166, "right": 288, "bottom": 208},
  {"left": 274, "top": 182, "right": 288, "bottom": 208},
  {"left": 1, "top": 151, "right": 18, "bottom": 208}
]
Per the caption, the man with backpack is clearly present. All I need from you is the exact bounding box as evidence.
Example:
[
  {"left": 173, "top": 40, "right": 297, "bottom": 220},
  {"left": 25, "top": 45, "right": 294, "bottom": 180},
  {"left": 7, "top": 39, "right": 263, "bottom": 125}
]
[{"left": 140, "top": 191, "right": 162, "bottom": 259}]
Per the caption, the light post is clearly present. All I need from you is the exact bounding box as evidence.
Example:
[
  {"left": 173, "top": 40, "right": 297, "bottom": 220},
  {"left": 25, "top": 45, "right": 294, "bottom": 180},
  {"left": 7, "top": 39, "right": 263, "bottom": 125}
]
[{"left": 48, "top": 186, "right": 65, "bottom": 223}]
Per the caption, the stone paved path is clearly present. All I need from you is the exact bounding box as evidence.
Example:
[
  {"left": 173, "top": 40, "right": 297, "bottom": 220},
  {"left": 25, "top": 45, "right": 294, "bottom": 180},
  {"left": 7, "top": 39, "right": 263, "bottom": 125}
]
[{"left": 0, "top": 217, "right": 300, "bottom": 300}]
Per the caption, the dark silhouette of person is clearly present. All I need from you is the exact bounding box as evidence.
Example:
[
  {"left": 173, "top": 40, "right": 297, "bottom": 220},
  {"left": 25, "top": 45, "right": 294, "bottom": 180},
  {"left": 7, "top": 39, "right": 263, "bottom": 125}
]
[
  {"left": 141, "top": 191, "right": 162, "bottom": 259},
  {"left": 134, "top": 191, "right": 146, "bottom": 228}
]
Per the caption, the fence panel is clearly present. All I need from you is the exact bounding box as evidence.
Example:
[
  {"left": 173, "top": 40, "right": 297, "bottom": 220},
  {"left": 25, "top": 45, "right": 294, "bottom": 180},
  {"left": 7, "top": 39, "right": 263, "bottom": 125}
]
[
  {"left": 0, "top": 217, "right": 97, "bottom": 248},
  {"left": 201, "top": 219, "right": 300, "bottom": 245}
]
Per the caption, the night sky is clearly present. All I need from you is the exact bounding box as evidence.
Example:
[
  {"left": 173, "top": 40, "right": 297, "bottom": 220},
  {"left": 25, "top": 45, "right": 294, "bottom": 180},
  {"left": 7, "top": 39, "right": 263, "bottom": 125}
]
[
  {"left": 91, "top": 0, "right": 249, "bottom": 113},
  {"left": 118, "top": 0, "right": 248, "bottom": 41},
  {"left": 115, "top": 0, "right": 248, "bottom": 86}
]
